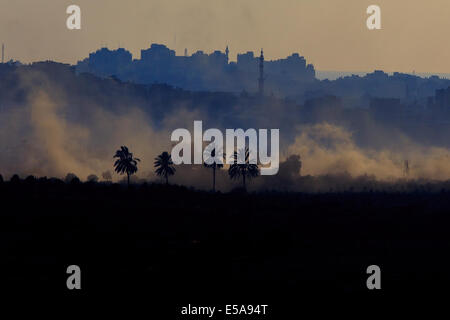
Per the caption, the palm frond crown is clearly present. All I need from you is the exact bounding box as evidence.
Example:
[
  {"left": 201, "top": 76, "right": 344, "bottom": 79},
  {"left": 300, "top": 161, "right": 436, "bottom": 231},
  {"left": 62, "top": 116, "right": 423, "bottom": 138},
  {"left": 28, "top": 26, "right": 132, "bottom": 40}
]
[
  {"left": 154, "top": 151, "right": 176, "bottom": 183},
  {"left": 228, "top": 148, "right": 259, "bottom": 181}
]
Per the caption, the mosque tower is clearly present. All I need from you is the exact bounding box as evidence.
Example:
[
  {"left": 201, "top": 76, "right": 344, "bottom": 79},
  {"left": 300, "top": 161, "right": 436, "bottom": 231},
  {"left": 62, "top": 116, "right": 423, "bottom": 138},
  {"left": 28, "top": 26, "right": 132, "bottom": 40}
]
[
  {"left": 225, "top": 45, "right": 229, "bottom": 64},
  {"left": 258, "top": 49, "right": 264, "bottom": 96}
]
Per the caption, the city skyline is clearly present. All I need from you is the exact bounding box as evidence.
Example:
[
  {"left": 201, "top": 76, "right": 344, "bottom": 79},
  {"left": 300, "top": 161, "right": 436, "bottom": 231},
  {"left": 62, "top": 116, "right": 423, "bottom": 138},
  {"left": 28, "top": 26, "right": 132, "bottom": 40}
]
[
  {"left": 5, "top": 41, "right": 450, "bottom": 80},
  {"left": 1, "top": 0, "right": 450, "bottom": 73}
]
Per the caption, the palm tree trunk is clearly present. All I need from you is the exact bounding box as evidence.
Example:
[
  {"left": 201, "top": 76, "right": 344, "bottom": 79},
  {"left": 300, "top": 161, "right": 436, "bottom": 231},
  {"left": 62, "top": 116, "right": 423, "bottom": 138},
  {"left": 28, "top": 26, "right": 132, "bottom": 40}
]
[
  {"left": 243, "top": 174, "right": 246, "bottom": 190},
  {"left": 213, "top": 166, "right": 216, "bottom": 192},
  {"left": 165, "top": 175, "right": 169, "bottom": 185},
  {"left": 127, "top": 173, "right": 130, "bottom": 187}
]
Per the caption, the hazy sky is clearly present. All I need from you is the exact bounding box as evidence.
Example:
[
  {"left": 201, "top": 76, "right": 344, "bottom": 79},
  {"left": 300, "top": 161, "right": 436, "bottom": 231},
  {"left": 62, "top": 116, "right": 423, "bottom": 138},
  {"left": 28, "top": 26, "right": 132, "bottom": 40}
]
[{"left": 1, "top": 0, "right": 449, "bottom": 73}]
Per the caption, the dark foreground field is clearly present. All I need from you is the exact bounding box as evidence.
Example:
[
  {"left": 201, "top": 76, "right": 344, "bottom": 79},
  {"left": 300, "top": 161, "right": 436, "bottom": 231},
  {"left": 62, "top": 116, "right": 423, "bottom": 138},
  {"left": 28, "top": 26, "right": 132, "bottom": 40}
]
[{"left": 1, "top": 178, "right": 450, "bottom": 306}]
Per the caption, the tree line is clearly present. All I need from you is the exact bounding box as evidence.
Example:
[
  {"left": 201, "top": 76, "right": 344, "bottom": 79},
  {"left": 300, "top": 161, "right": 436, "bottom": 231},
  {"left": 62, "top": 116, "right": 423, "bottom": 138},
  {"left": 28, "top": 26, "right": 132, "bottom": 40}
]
[{"left": 113, "top": 145, "right": 259, "bottom": 191}]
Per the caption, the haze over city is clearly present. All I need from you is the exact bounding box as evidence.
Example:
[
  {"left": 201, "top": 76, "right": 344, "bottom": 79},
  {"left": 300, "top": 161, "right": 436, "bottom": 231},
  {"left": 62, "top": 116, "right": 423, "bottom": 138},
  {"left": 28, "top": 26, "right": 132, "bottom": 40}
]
[
  {"left": 4, "top": 0, "right": 450, "bottom": 300},
  {"left": 1, "top": 0, "right": 450, "bottom": 73}
]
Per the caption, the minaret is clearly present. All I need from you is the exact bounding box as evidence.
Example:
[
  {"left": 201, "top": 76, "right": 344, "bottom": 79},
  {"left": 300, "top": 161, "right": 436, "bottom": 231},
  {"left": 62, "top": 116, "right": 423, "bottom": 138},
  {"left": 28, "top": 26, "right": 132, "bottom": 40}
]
[
  {"left": 1, "top": 44, "right": 4, "bottom": 64},
  {"left": 225, "top": 45, "right": 229, "bottom": 64},
  {"left": 258, "top": 48, "right": 264, "bottom": 96},
  {"left": 404, "top": 160, "right": 410, "bottom": 177}
]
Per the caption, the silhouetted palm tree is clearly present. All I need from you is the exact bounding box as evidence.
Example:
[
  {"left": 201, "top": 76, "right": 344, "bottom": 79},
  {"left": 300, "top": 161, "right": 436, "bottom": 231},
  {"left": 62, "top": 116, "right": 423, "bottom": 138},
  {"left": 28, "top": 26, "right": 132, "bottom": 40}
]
[
  {"left": 228, "top": 148, "right": 259, "bottom": 190},
  {"left": 154, "top": 151, "right": 176, "bottom": 185},
  {"left": 204, "top": 147, "right": 224, "bottom": 192},
  {"left": 113, "top": 146, "right": 140, "bottom": 187}
]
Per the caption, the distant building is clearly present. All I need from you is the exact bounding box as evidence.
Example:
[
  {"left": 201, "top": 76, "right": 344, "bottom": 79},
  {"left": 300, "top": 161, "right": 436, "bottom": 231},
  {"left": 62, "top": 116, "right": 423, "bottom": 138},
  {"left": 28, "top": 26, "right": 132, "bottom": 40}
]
[
  {"left": 77, "top": 47, "right": 132, "bottom": 78},
  {"left": 75, "top": 43, "right": 316, "bottom": 94},
  {"left": 370, "top": 97, "right": 403, "bottom": 120},
  {"left": 435, "top": 87, "right": 450, "bottom": 108},
  {"left": 427, "top": 87, "right": 450, "bottom": 113},
  {"left": 367, "top": 70, "right": 389, "bottom": 80},
  {"left": 141, "top": 44, "right": 175, "bottom": 62}
]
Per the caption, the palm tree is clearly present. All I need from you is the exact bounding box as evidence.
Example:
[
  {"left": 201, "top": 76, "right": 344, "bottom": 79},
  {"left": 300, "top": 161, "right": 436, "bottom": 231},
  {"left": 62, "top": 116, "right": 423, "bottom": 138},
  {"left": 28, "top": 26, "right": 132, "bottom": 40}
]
[
  {"left": 228, "top": 148, "right": 259, "bottom": 190},
  {"left": 204, "top": 147, "right": 224, "bottom": 192},
  {"left": 113, "top": 146, "right": 140, "bottom": 186},
  {"left": 154, "top": 151, "right": 176, "bottom": 185}
]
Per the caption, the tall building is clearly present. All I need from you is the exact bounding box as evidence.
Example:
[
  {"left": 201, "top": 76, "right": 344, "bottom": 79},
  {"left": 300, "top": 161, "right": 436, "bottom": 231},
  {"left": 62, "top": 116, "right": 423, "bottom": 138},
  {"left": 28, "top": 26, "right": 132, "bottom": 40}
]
[{"left": 258, "top": 49, "right": 264, "bottom": 96}]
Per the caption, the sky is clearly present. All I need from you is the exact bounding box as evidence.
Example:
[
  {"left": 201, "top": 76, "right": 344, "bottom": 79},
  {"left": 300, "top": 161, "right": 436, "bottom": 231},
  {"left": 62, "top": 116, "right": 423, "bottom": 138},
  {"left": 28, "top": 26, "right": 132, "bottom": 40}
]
[{"left": 0, "top": 0, "right": 449, "bottom": 73}]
